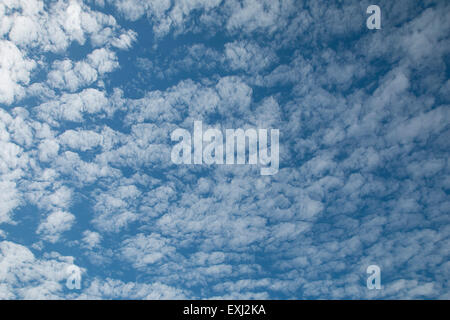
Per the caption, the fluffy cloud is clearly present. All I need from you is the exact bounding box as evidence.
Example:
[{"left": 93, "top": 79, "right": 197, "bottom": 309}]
[
  {"left": 0, "top": 40, "right": 36, "bottom": 104},
  {"left": 225, "top": 40, "right": 277, "bottom": 73},
  {"left": 36, "top": 211, "right": 75, "bottom": 243},
  {"left": 121, "top": 233, "right": 176, "bottom": 268},
  {"left": 0, "top": 0, "right": 448, "bottom": 300},
  {"left": 35, "top": 88, "right": 111, "bottom": 126},
  {"left": 0, "top": 0, "right": 136, "bottom": 106},
  {"left": 82, "top": 230, "right": 102, "bottom": 249},
  {"left": 2, "top": 0, "right": 134, "bottom": 51},
  {"left": 59, "top": 129, "right": 103, "bottom": 151},
  {"left": 0, "top": 241, "right": 80, "bottom": 299},
  {"left": 79, "top": 278, "right": 189, "bottom": 299},
  {"left": 47, "top": 48, "right": 118, "bottom": 92},
  {"left": 0, "top": 180, "right": 20, "bottom": 224}
]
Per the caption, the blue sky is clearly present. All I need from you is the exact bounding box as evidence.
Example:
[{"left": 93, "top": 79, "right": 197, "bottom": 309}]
[{"left": 0, "top": 0, "right": 449, "bottom": 299}]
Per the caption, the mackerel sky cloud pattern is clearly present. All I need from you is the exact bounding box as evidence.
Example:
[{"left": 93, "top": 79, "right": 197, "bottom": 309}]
[{"left": 0, "top": 0, "right": 449, "bottom": 299}]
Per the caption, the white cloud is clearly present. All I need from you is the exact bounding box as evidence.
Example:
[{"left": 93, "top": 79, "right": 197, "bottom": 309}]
[
  {"left": 79, "top": 278, "right": 188, "bottom": 299},
  {"left": 91, "top": 184, "right": 141, "bottom": 232},
  {"left": 59, "top": 129, "right": 103, "bottom": 151},
  {"left": 112, "top": 0, "right": 221, "bottom": 37},
  {"left": 37, "top": 210, "right": 75, "bottom": 243},
  {"left": 0, "top": 241, "right": 80, "bottom": 299},
  {"left": 121, "top": 233, "right": 176, "bottom": 268},
  {"left": 46, "top": 49, "right": 118, "bottom": 92},
  {"left": 225, "top": 0, "right": 290, "bottom": 35},
  {"left": 38, "top": 139, "right": 60, "bottom": 162},
  {"left": 82, "top": 230, "right": 102, "bottom": 249},
  {"left": 0, "top": 180, "right": 20, "bottom": 224},
  {"left": 0, "top": 0, "right": 137, "bottom": 106},
  {"left": 87, "top": 48, "right": 119, "bottom": 74},
  {"left": 0, "top": 40, "right": 36, "bottom": 104},
  {"left": 225, "top": 40, "right": 277, "bottom": 73},
  {"left": 36, "top": 88, "right": 111, "bottom": 126},
  {"left": 2, "top": 0, "right": 136, "bottom": 52},
  {"left": 216, "top": 76, "right": 252, "bottom": 116},
  {"left": 111, "top": 29, "right": 137, "bottom": 49},
  {"left": 0, "top": 0, "right": 448, "bottom": 300}
]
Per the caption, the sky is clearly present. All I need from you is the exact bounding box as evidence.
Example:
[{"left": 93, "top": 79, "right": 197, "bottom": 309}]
[{"left": 0, "top": 0, "right": 449, "bottom": 299}]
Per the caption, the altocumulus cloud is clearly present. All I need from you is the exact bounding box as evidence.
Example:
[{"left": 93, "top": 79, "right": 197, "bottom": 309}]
[{"left": 0, "top": 0, "right": 448, "bottom": 299}]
